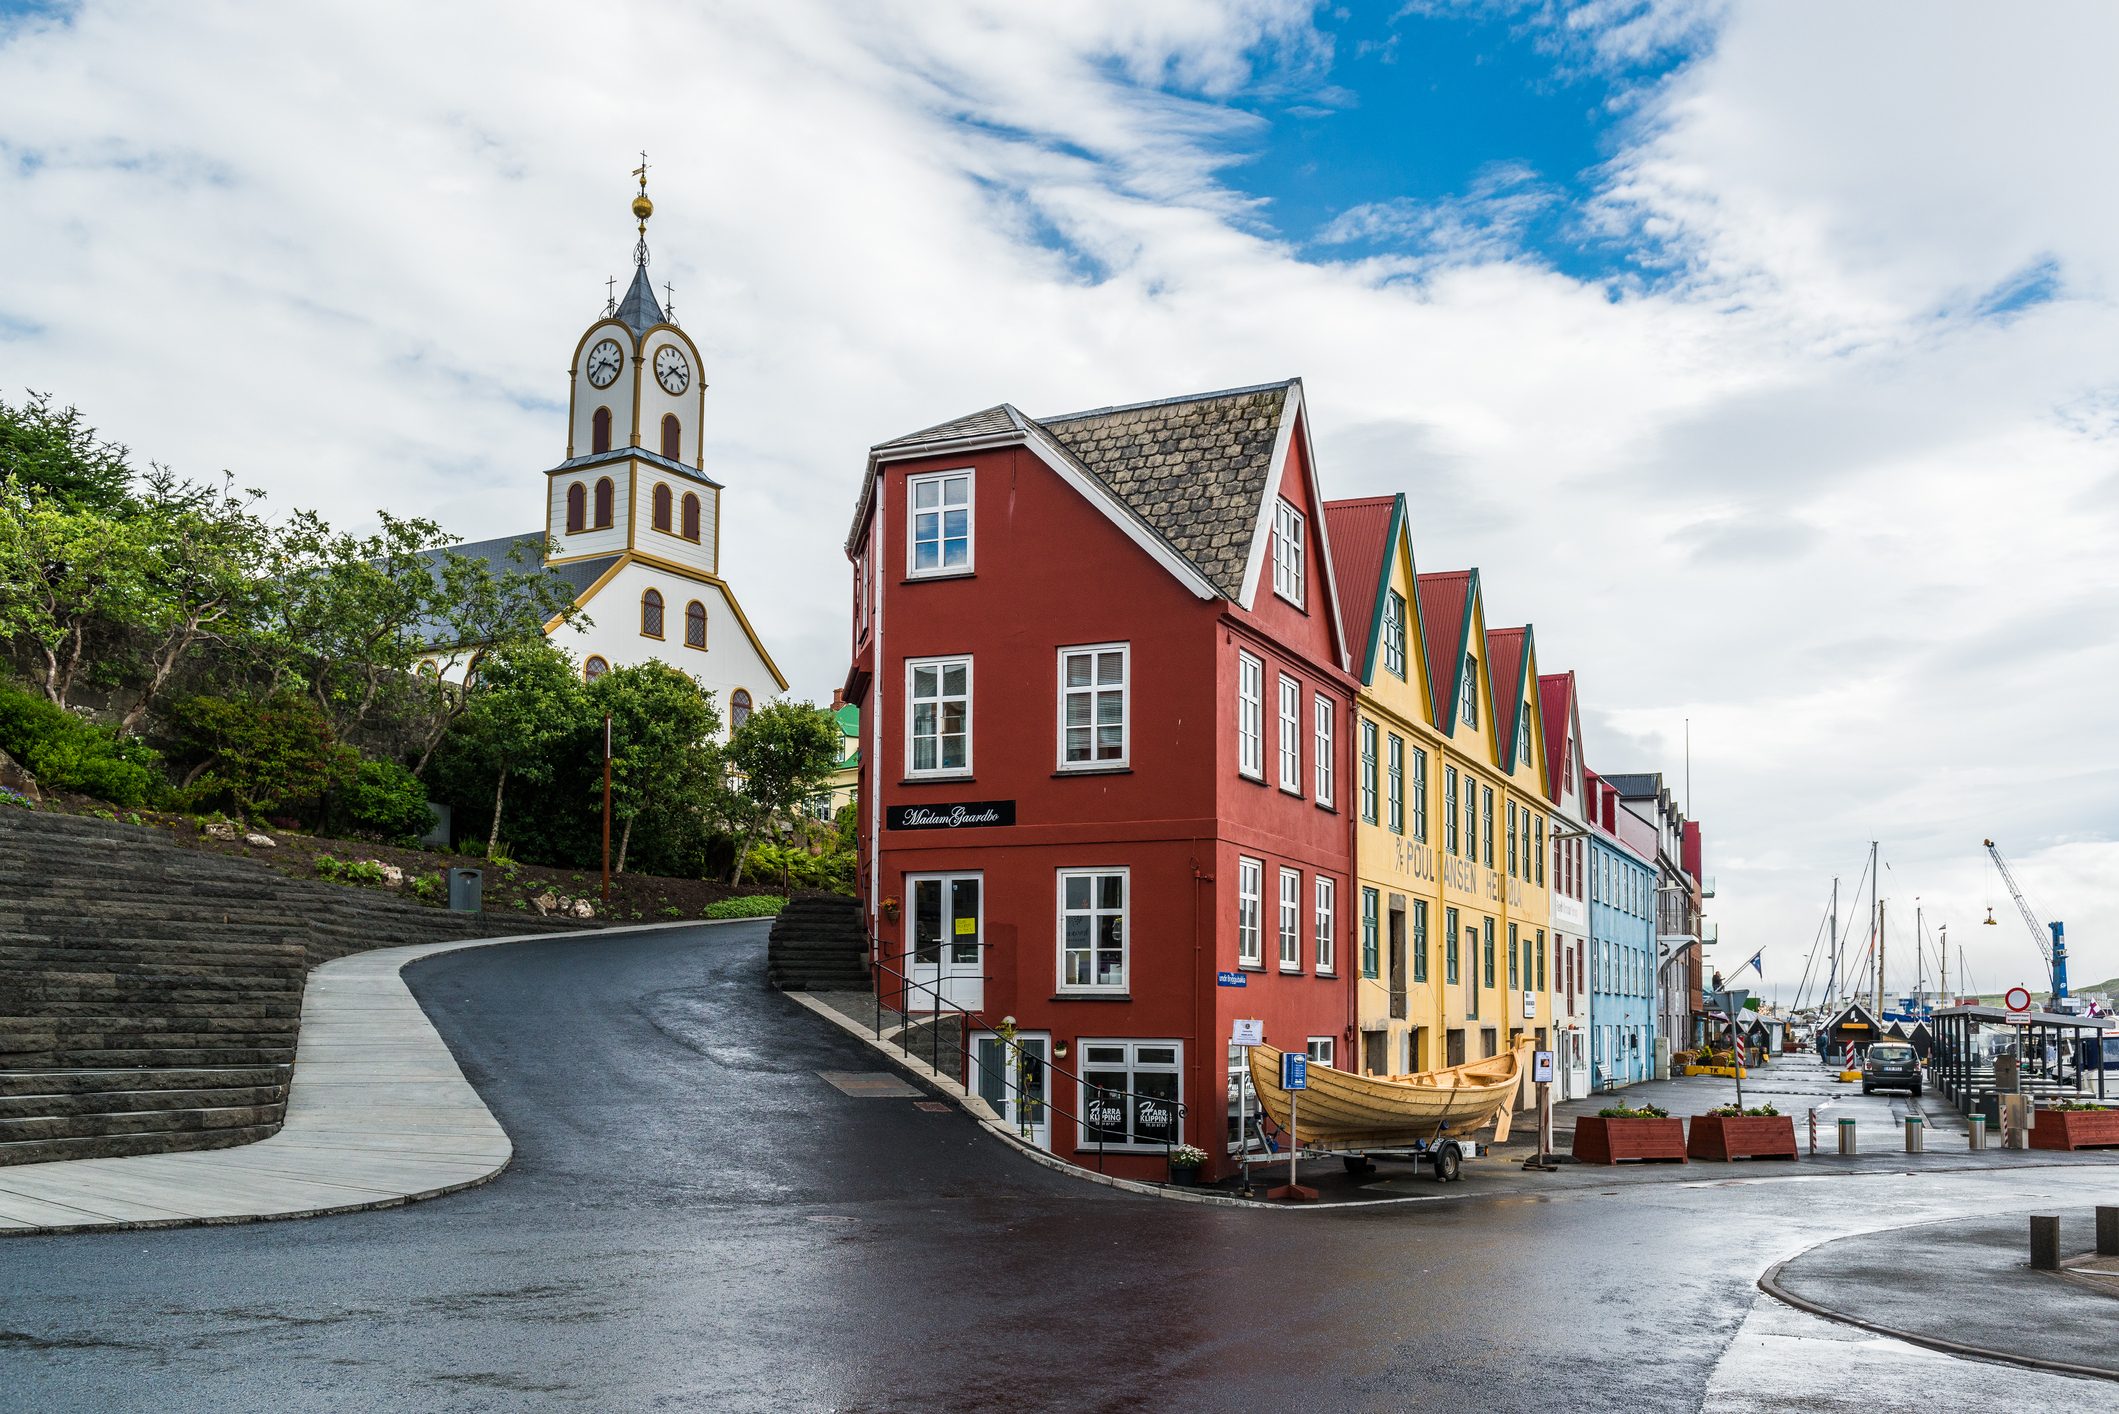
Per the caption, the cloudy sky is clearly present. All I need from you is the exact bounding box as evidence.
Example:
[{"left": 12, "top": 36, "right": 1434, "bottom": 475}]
[{"left": 3, "top": 0, "right": 2114, "bottom": 998}]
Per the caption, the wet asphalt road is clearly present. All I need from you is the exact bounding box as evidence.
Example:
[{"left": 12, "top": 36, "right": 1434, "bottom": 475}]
[{"left": 3, "top": 922, "right": 2116, "bottom": 1413}]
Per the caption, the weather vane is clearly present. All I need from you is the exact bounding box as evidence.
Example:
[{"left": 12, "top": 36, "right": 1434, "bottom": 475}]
[{"left": 631, "top": 150, "right": 653, "bottom": 268}]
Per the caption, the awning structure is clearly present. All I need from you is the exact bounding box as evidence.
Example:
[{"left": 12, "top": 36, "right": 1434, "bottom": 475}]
[{"left": 1931, "top": 1004, "right": 2112, "bottom": 1112}]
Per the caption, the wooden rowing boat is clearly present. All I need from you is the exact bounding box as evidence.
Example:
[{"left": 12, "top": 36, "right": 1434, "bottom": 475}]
[{"left": 1246, "top": 1039, "right": 1529, "bottom": 1148}]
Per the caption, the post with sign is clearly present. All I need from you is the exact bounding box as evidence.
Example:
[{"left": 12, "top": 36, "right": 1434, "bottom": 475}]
[
  {"left": 1230, "top": 1020, "right": 1263, "bottom": 1198},
  {"left": 1267, "top": 1049, "right": 1318, "bottom": 1202},
  {"left": 1524, "top": 1049, "right": 1558, "bottom": 1172}
]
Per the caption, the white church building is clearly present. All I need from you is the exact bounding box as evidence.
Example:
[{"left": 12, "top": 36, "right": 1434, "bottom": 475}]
[{"left": 424, "top": 171, "right": 786, "bottom": 731}]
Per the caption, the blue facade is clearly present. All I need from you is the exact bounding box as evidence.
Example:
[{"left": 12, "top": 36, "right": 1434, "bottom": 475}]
[{"left": 1588, "top": 838, "right": 1657, "bottom": 1089}]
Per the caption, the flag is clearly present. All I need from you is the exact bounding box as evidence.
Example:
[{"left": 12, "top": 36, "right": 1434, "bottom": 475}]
[{"left": 1741, "top": 947, "right": 1765, "bottom": 978}]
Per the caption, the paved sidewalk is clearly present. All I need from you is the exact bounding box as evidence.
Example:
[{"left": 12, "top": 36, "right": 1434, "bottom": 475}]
[{"left": 0, "top": 921, "right": 697, "bottom": 1236}]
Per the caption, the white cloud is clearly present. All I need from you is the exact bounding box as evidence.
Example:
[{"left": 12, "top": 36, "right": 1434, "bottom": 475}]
[{"left": 0, "top": 0, "right": 2113, "bottom": 992}]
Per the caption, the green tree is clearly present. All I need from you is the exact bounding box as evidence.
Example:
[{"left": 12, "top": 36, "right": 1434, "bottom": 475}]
[
  {"left": 0, "top": 479, "right": 161, "bottom": 708},
  {"left": 449, "top": 639, "right": 590, "bottom": 858},
  {"left": 587, "top": 660, "right": 721, "bottom": 874},
  {"left": 723, "top": 699, "right": 841, "bottom": 885},
  {"left": 169, "top": 690, "right": 355, "bottom": 821},
  {"left": 0, "top": 391, "right": 134, "bottom": 510}
]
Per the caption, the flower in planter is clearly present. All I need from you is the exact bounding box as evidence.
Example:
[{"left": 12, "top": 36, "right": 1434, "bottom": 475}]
[
  {"left": 1705, "top": 1103, "right": 1781, "bottom": 1118},
  {"left": 1167, "top": 1144, "right": 1208, "bottom": 1168},
  {"left": 1596, "top": 1103, "right": 1670, "bottom": 1119}
]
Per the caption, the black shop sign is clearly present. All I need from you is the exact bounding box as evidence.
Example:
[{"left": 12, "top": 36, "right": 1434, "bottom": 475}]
[{"left": 886, "top": 799, "right": 1016, "bottom": 831}]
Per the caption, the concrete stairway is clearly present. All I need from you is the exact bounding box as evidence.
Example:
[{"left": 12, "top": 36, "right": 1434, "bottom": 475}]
[
  {"left": 765, "top": 893, "right": 870, "bottom": 992},
  {"left": 0, "top": 808, "right": 579, "bottom": 1166}
]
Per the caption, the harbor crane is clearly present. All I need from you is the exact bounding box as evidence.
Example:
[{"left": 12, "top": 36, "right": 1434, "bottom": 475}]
[{"left": 1983, "top": 838, "right": 2067, "bottom": 1005}]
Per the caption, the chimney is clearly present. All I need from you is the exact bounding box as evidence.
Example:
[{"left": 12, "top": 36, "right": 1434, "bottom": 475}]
[{"left": 830, "top": 688, "right": 844, "bottom": 711}]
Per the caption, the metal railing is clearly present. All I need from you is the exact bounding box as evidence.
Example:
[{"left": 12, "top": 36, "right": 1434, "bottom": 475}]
[{"left": 867, "top": 950, "right": 1191, "bottom": 1177}]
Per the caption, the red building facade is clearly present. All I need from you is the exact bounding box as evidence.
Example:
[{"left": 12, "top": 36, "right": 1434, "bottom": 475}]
[{"left": 842, "top": 382, "right": 1355, "bottom": 1181}]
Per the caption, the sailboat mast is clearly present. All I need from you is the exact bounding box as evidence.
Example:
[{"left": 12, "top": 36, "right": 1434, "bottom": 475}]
[
  {"left": 1869, "top": 841, "right": 1880, "bottom": 1014},
  {"left": 1827, "top": 877, "right": 1839, "bottom": 1007}
]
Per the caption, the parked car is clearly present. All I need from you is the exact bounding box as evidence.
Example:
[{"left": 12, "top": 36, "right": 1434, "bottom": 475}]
[{"left": 1862, "top": 1040, "right": 1922, "bottom": 1096}]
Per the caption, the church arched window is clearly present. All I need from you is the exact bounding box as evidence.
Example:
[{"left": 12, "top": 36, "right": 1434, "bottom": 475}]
[
  {"left": 584, "top": 655, "right": 609, "bottom": 682},
  {"left": 652, "top": 483, "right": 672, "bottom": 533},
  {"left": 593, "top": 477, "right": 614, "bottom": 528},
  {"left": 681, "top": 492, "right": 700, "bottom": 541},
  {"left": 685, "top": 599, "right": 706, "bottom": 649},
  {"left": 641, "top": 587, "right": 665, "bottom": 638},
  {"left": 592, "top": 406, "right": 613, "bottom": 454},
  {"left": 565, "top": 482, "right": 586, "bottom": 534},
  {"left": 661, "top": 414, "right": 681, "bottom": 460},
  {"left": 731, "top": 688, "right": 753, "bottom": 732}
]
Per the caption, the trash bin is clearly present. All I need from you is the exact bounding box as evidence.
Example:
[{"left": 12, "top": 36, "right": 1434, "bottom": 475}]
[
  {"left": 1904, "top": 1113, "right": 1925, "bottom": 1153},
  {"left": 1837, "top": 1116, "right": 1858, "bottom": 1155},
  {"left": 1968, "top": 1114, "right": 1987, "bottom": 1150},
  {"left": 447, "top": 867, "right": 483, "bottom": 913}
]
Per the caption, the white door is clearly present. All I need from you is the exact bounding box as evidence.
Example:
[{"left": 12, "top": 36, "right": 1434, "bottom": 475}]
[
  {"left": 907, "top": 874, "right": 984, "bottom": 1012},
  {"left": 1563, "top": 1029, "right": 1590, "bottom": 1100},
  {"left": 973, "top": 1032, "right": 1049, "bottom": 1149}
]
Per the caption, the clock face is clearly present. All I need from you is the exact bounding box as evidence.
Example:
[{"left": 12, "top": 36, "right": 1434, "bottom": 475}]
[
  {"left": 586, "top": 339, "right": 623, "bottom": 388},
  {"left": 654, "top": 345, "right": 690, "bottom": 394}
]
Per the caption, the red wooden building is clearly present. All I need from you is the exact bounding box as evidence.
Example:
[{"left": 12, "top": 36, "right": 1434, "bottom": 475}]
[{"left": 842, "top": 380, "right": 1356, "bottom": 1181}]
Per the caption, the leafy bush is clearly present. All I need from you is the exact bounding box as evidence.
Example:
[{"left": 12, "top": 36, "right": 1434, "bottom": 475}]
[
  {"left": 704, "top": 894, "right": 787, "bottom": 920},
  {"left": 0, "top": 680, "right": 164, "bottom": 806},
  {"left": 339, "top": 756, "right": 433, "bottom": 842},
  {"left": 1705, "top": 1103, "right": 1780, "bottom": 1117},
  {"left": 743, "top": 841, "right": 855, "bottom": 894},
  {"left": 171, "top": 691, "right": 352, "bottom": 821},
  {"left": 408, "top": 872, "right": 445, "bottom": 903},
  {"left": 1596, "top": 1103, "right": 1670, "bottom": 1119}
]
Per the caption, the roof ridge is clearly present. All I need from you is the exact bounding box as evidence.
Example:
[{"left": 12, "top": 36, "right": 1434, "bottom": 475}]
[{"left": 1036, "top": 377, "right": 1298, "bottom": 426}]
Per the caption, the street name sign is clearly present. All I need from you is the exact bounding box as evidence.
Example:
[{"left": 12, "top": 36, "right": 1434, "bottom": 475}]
[{"left": 1216, "top": 970, "right": 1247, "bottom": 988}]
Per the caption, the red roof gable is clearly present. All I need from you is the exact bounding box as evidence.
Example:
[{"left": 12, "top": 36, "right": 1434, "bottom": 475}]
[
  {"left": 1415, "top": 570, "right": 1474, "bottom": 727},
  {"left": 1324, "top": 497, "right": 1393, "bottom": 680},
  {"left": 1538, "top": 671, "right": 1575, "bottom": 802},
  {"left": 1485, "top": 626, "right": 1527, "bottom": 767}
]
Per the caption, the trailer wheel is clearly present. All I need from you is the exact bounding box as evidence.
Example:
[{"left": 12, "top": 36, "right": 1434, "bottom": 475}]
[
  {"left": 1342, "top": 1155, "right": 1376, "bottom": 1175},
  {"left": 1433, "top": 1144, "right": 1461, "bottom": 1183}
]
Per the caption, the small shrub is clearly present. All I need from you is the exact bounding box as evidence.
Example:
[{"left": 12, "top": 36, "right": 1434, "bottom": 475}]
[
  {"left": 1597, "top": 1102, "right": 1670, "bottom": 1119},
  {"left": 0, "top": 681, "right": 165, "bottom": 807},
  {"left": 314, "top": 853, "right": 346, "bottom": 880},
  {"left": 659, "top": 905, "right": 682, "bottom": 918},
  {"left": 338, "top": 756, "right": 433, "bottom": 843},
  {"left": 1705, "top": 1103, "right": 1780, "bottom": 1118},
  {"left": 703, "top": 894, "right": 787, "bottom": 920},
  {"left": 341, "top": 859, "right": 387, "bottom": 885},
  {"left": 409, "top": 872, "right": 445, "bottom": 903},
  {"left": 0, "top": 786, "right": 34, "bottom": 810}
]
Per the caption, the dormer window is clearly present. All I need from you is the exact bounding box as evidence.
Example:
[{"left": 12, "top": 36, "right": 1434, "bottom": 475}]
[
  {"left": 565, "top": 482, "right": 586, "bottom": 534},
  {"left": 592, "top": 406, "right": 613, "bottom": 454},
  {"left": 1272, "top": 500, "right": 1304, "bottom": 605},
  {"left": 1459, "top": 654, "right": 1478, "bottom": 728},
  {"left": 908, "top": 471, "right": 972, "bottom": 577}
]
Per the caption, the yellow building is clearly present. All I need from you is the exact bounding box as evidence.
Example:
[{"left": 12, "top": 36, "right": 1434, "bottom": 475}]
[{"left": 1328, "top": 494, "right": 1557, "bottom": 1093}]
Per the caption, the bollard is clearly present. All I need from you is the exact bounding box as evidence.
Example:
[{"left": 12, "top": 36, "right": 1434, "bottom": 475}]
[
  {"left": 2098, "top": 1207, "right": 2118, "bottom": 1258},
  {"left": 2030, "top": 1215, "right": 2060, "bottom": 1271},
  {"left": 1904, "top": 1113, "right": 1925, "bottom": 1153},
  {"left": 1968, "top": 1114, "right": 1987, "bottom": 1150},
  {"left": 1807, "top": 1107, "right": 1819, "bottom": 1155},
  {"left": 1838, "top": 1116, "right": 1858, "bottom": 1156}
]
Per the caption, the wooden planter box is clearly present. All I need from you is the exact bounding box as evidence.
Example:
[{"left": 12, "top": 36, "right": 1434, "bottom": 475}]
[
  {"left": 1573, "top": 1116, "right": 1687, "bottom": 1165},
  {"left": 1688, "top": 1114, "right": 1798, "bottom": 1161},
  {"left": 2029, "top": 1108, "right": 2119, "bottom": 1151}
]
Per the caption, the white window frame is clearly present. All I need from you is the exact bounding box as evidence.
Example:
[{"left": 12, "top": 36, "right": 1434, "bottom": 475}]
[
  {"left": 1312, "top": 694, "right": 1334, "bottom": 807},
  {"left": 1277, "top": 674, "right": 1301, "bottom": 793},
  {"left": 1382, "top": 589, "right": 1406, "bottom": 678},
  {"left": 1314, "top": 875, "right": 1336, "bottom": 975},
  {"left": 1076, "top": 1039, "right": 1183, "bottom": 1152},
  {"left": 1237, "top": 652, "right": 1264, "bottom": 780},
  {"left": 1237, "top": 856, "right": 1263, "bottom": 966},
  {"left": 1460, "top": 653, "right": 1479, "bottom": 728},
  {"left": 904, "top": 655, "right": 972, "bottom": 778},
  {"left": 1278, "top": 867, "right": 1301, "bottom": 972},
  {"left": 1305, "top": 1036, "right": 1335, "bottom": 1069},
  {"left": 1057, "top": 642, "right": 1129, "bottom": 771},
  {"left": 1518, "top": 709, "right": 1533, "bottom": 766},
  {"left": 906, "top": 469, "right": 974, "bottom": 578},
  {"left": 1272, "top": 499, "right": 1305, "bottom": 606},
  {"left": 1057, "top": 867, "right": 1129, "bottom": 995}
]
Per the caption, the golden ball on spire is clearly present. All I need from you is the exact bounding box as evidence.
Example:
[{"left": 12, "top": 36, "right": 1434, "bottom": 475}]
[{"left": 632, "top": 192, "right": 654, "bottom": 222}]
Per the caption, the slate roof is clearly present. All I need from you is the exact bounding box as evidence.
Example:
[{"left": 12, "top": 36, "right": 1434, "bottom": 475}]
[
  {"left": 410, "top": 532, "right": 616, "bottom": 648},
  {"left": 865, "top": 380, "right": 1301, "bottom": 605},
  {"left": 1600, "top": 772, "right": 1663, "bottom": 801},
  {"left": 1415, "top": 570, "right": 1475, "bottom": 729},
  {"left": 544, "top": 444, "right": 721, "bottom": 489},
  {"left": 614, "top": 264, "right": 665, "bottom": 335},
  {"left": 1323, "top": 496, "right": 1394, "bottom": 680},
  {"left": 1037, "top": 382, "right": 1292, "bottom": 601}
]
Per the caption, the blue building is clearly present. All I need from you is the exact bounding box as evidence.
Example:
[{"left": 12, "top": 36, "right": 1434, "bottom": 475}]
[{"left": 1586, "top": 773, "right": 1658, "bottom": 1090}]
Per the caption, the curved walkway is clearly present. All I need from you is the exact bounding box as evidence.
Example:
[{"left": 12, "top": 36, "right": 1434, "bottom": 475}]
[{"left": 0, "top": 921, "right": 697, "bottom": 1235}]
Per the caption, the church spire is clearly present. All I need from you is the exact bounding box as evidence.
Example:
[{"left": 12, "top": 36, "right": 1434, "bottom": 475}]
[{"left": 613, "top": 153, "right": 666, "bottom": 334}]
